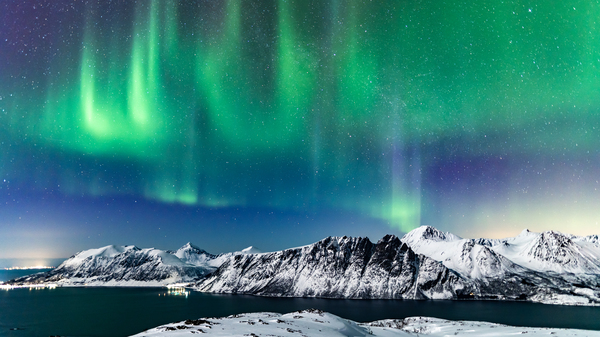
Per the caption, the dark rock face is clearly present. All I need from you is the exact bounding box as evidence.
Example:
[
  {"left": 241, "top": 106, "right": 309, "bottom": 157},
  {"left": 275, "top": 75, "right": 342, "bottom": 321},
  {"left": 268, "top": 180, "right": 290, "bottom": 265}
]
[{"left": 195, "top": 235, "right": 472, "bottom": 299}]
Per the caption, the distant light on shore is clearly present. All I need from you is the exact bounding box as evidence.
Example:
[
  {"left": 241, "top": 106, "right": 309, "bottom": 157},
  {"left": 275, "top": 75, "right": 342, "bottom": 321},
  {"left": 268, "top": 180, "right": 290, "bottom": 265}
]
[
  {"left": 2, "top": 266, "right": 54, "bottom": 270},
  {"left": 0, "top": 283, "right": 58, "bottom": 290}
]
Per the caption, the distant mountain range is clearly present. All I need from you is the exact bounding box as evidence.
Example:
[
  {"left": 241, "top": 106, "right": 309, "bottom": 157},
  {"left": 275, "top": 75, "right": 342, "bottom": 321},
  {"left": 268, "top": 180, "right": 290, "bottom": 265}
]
[
  {"left": 6, "top": 243, "right": 259, "bottom": 287},
  {"left": 5, "top": 226, "right": 600, "bottom": 305}
]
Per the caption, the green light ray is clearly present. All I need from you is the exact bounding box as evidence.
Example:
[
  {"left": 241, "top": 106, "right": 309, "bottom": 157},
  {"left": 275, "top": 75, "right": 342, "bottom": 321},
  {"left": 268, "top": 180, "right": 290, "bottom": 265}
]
[
  {"left": 41, "top": 1, "right": 169, "bottom": 157},
  {"left": 276, "top": 0, "right": 316, "bottom": 117},
  {"left": 334, "top": 1, "right": 380, "bottom": 121},
  {"left": 194, "top": 0, "right": 315, "bottom": 153},
  {"left": 127, "top": 0, "right": 161, "bottom": 129}
]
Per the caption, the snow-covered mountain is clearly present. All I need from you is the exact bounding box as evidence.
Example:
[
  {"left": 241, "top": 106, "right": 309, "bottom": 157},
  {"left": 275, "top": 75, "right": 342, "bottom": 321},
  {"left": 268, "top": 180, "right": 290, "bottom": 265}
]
[
  {"left": 203, "top": 245, "right": 262, "bottom": 269},
  {"left": 169, "top": 242, "right": 262, "bottom": 269},
  {"left": 6, "top": 226, "right": 600, "bottom": 305},
  {"left": 400, "top": 226, "right": 600, "bottom": 304},
  {"left": 194, "top": 227, "right": 600, "bottom": 305},
  {"left": 168, "top": 243, "right": 218, "bottom": 268},
  {"left": 8, "top": 243, "right": 216, "bottom": 286},
  {"left": 489, "top": 229, "right": 600, "bottom": 275},
  {"left": 195, "top": 235, "right": 470, "bottom": 299},
  {"left": 402, "top": 226, "right": 600, "bottom": 278},
  {"left": 7, "top": 242, "right": 263, "bottom": 287}
]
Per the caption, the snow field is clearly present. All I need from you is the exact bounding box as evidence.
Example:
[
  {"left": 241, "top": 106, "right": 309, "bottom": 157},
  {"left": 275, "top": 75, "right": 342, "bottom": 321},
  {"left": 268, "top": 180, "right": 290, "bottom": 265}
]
[{"left": 130, "top": 310, "right": 600, "bottom": 337}]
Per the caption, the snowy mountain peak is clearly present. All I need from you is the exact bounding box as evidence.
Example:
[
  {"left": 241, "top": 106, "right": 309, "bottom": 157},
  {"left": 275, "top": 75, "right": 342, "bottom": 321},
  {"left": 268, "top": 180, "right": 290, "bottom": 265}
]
[
  {"left": 521, "top": 230, "right": 580, "bottom": 267},
  {"left": 180, "top": 242, "right": 202, "bottom": 251},
  {"left": 173, "top": 242, "right": 210, "bottom": 256},
  {"left": 240, "top": 246, "right": 261, "bottom": 254},
  {"left": 402, "top": 226, "right": 461, "bottom": 245},
  {"left": 171, "top": 243, "right": 217, "bottom": 268},
  {"left": 515, "top": 228, "right": 538, "bottom": 240},
  {"left": 380, "top": 234, "right": 399, "bottom": 241},
  {"left": 539, "top": 230, "right": 572, "bottom": 245},
  {"left": 62, "top": 244, "right": 140, "bottom": 267},
  {"left": 584, "top": 235, "right": 599, "bottom": 244}
]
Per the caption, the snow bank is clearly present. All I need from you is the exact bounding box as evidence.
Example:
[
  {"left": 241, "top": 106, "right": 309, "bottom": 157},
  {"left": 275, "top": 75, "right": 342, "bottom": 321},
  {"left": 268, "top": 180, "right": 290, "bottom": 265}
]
[{"left": 130, "top": 309, "right": 600, "bottom": 337}]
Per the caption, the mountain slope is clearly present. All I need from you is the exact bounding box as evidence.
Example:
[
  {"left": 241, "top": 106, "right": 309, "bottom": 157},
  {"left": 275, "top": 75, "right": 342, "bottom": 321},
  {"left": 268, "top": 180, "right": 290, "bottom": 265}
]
[
  {"left": 402, "top": 226, "right": 600, "bottom": 279},
  {"left": 8, "top": 244, "right": 214, "bottom": 286},
  {"left": 195, "top": 235, "right": 471, "bottom": 299},
  {"left": 195, "top": 228, "right": 600, "bottom": 305},
  {"left": 489, "top": 229, "right": 600, "bottom": 275},
  {"left": 169, "top": 243, "right": 218, "bottom": 269},
  {"left": 400, "top": 226, "right": 600, "bottom": 304}
]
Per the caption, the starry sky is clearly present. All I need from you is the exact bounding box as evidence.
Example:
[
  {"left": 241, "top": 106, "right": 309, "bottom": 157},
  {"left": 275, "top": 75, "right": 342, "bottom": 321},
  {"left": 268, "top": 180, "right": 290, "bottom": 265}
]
[{"left": 1, "top": 0, "right": 600, "bottom": 261}]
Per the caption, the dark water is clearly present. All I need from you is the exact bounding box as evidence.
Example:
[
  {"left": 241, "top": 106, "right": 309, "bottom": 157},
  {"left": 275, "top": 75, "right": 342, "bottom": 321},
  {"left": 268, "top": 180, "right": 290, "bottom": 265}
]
[
  {"left": 1, "top": 287, "right": 600, "bottom": 337},
  {"left": 0, "top": 269, "right": 52, "bottom": 283}
]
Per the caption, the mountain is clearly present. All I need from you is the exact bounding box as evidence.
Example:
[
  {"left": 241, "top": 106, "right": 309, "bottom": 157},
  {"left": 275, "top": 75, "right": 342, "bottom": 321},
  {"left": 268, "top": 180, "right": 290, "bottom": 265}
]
[
  {"left": 195, "top": 235, "right": 471, "bottom": 299},
  {"left": 6, "top": 242, "right": 263, "bottom": 287},
  {"left": 488, "top": 229, "right": 600, "bottom": 275},
  {"left": 168, "top": 242, "right": 218, "bottom": 269},
  {"left": 6, "top": 227, "right": 600, "bottom": 305},
  {"left": 401, "top": 226, "right": 530, "bottom": 279},
  {"left": 204, "top": 245, "right": 263, "bottom": 269},
  {"left": 400, "top": 226, "right": 600, "bottom": 304},
  {"left": 194, "top": 227, "right": 600, "bottom": 305},
  {"left": 403, "top": 226, "right": 600, "bottom": 278},
  {"left": 7, "top": 244, "right": 215, "bottom": 286}
]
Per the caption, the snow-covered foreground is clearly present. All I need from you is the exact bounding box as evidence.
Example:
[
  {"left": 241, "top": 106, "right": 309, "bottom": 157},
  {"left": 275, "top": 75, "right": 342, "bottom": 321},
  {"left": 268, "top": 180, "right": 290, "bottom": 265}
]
[{"left": 131, "top": 309, "right": 600, "bottom": 337}]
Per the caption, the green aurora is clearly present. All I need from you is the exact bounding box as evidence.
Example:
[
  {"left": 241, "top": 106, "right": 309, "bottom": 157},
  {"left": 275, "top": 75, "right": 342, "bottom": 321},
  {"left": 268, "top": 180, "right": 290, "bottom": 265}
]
[{"left": 1, "top": 0, "right": 600, "bottom": 239}]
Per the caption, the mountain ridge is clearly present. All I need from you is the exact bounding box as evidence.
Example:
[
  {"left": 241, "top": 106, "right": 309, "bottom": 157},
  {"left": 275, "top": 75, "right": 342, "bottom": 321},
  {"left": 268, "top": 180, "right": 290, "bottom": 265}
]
[{"left": 5, "top": 226, "right": 600, "bottom": 305}]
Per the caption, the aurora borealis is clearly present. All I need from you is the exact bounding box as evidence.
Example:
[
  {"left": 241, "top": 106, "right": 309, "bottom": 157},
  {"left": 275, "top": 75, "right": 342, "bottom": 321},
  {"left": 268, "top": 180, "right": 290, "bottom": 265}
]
[{"left": 2, "top": 0, "right": 600, "bottom": 259}]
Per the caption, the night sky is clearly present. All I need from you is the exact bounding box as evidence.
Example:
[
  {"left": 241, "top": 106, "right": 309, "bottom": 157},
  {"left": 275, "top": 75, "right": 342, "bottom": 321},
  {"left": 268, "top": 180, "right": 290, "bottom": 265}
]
[{"left": 1, "top": 0, "right": 600, "bottom": 261}]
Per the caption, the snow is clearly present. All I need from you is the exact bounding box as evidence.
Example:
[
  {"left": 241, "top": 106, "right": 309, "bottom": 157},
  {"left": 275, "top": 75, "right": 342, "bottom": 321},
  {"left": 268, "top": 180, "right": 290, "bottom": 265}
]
[
  {"left": 489, "top": 230, "right": 600, "bottom": 274},
  {"left": 7, "top": 243, "right": 214, "bottom": 287},
  {"left": 172, "top": 243, "right": 216, "bottom": 268},
  {"left": 6, "top": 242, "right": 269, "bottom": 288},
  {"left": 194, "top": 235, "right": 467, "bottom": 300},
  {"left": 402, "top": 225, "right": 462, "bottom": 243},
  {"left": 401, "top": 226, "right": 600, "bottom": 277},
  {"left": 61, "top": 245, "right": 139, "bottom": 267},
  {"left": 147, "top": 248, "right": 191, "bottom": 267},
  {"left": 400, "top": 226, "right": 515, "bottom": 279},
  {"left": 130, "top": 310, "right": 600, "bottom": 337},
  {"left": 8, "top": 227, "right": 600, "bottom": 307},
  {"left": 206, "top": 246, "right": 264, "bottom": 268},
  {"left": 240, "top": 246, "right": 261, "bottom": 254}
]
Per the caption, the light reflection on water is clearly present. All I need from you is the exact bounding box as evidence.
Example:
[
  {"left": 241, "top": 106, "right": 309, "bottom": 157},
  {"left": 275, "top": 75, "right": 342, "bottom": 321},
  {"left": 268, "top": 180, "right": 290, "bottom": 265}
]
[
  {"left": 0, "top": 283, "right": 57, "bottom": 290},
  {"left": 159, "top": 287, "right": 190, "bottom": 298}
]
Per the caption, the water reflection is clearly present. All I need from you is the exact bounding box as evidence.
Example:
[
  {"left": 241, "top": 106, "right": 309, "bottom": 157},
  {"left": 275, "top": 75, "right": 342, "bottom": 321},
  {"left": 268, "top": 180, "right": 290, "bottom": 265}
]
[
  {"left": 0, "top": 283, "right": 57, "bottom": 290},
  {"left": 158, "top": 286, "right": 189, "bottom": 298}
]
